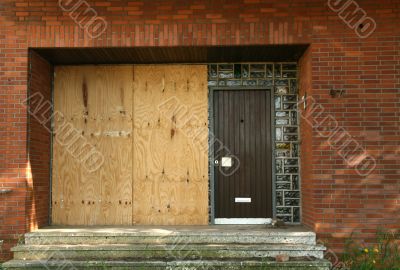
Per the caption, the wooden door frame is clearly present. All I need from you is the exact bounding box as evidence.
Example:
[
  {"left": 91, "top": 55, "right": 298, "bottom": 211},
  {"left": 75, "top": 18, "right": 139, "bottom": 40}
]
[{"left": 209, "top": 86, "right": 276, "bottom": 224}]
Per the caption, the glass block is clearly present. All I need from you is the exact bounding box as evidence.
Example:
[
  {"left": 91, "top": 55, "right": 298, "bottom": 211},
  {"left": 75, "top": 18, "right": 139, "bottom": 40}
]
[
  {"left": 276, "top": 143, "right": 290, "bottom": 150},
  {"left": 283, "top": 95, "right": 297, "bottom": 102},
  {"left": 284, "top": 191, "right": 300, "bottom": 198},
  {"left": 275, "top": 127, "right": 282, "bottom": 141},
  {"left": 242, "top": 64, "right": 249, "bottom": 78},
  {"left": 282, "top": 71, "right": 297, "bottom": 78},
  {"left": 292, "top": 143, "right": 299, "bottom": 157},
  {"left": 274, "top": 96, "right": 281, "bottom": 110},
  {"left": 293, "top": 207, "right": 300, "bottom": 222},
  {"left": 274, "top": 64, "right": 281, "bottom": 78},
  {"left": 250, "top": 72, "right": 265, "bottom": 78},
  {"left": 279, "top": 215, "right": 292, "bottom": 222},
  {"left": 283, "top": 126, "right": 297, "bottom": 133},
  {"left": 209, "top": 65, "right": 218, "bottom": 78},
  {"left": 250, "top": 64, "right": 265, "bottom": 72},
  {"left": 275, "top": 79, "right": 288, "bottom": 86},
  {"left": 282, "top": 63, "right": 297, "bottom": 71},
  {"left": 277, "top": 207, "right": 292, "bottom": 215},
  {"left": 276, "top": 150, "right": 290, "bottom": 157},
  {"left": 276, "top": 182, "right": 291, "bottom": 190},
  {"left": 284, "top": 167, "right": 298, "bottom": 173},
  {"left": 219, "top": 64, "right": 233, "bottom": 71},
  {"left": 275, "top": 159, "right": 283, "bottom": 174},
  {"left": 290, "top": 80, "right": 298, "bottom": 93},
  {"left": 283, "top": 134, "right": 298, "bottom": 141},
  {"left": 284, "top": 198, "right": 299, "bottom": 206},
  {"left": 277, "top": 175, "right": 291, "bottom": 182},
  {"left": 290, "top": 111, "right": 297, "bottom": 125},
  {"left": 284, "top": 159, "right": 298, "bottom": 165},
  {"left": 276, "top": 119, "right": 289, "bottom": 125},
  {"left": 208, "top": 81, "right": 217, "bottom": 86},
  {"left": 258, "top": 80, "right": 273, "bottom": 87},
  {"left": 218, "top": 64, "right": 234, "bottom": 79},
  {"left": 275, "top": 111, "right": 288, "bottom": 117},
  {"left": 275, "top": 86, "right": 288, "bottom": 95},
  {"left": 227, "top": 80, "right": 241, "bottom": 86},
  {"left": 292, "top": 175, "right": 299, "bottom": 190},
  {"left": 234, "top": 64, "right": 242, "bottom": 79},
  {"left": 283, "top": 102, "right": 297, "bottom": 110},
  {"left": 276, "top": 191, "right": 283, "bottom": 206},
  {"left": 219, "top": 71, "right": 233, "bottom": 79},
  {"left": 266, "top": 64, "right": 273, "bottom": 77},
  {"left": 242, "top": 80, "right": 257, "bottom": 86}
]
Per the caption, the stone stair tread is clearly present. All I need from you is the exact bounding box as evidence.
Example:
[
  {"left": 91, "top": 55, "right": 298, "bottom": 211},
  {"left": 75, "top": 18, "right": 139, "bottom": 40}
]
[
  {"left": 25, "top": 231, "right": 316, "bottom": 237},
  {"left": 24, "top": 226, "right": 316, "bottom": 237},
  {"left": 3, "top": 259, "right": 332, "bottom": 269},
  {"left": 25, "top": 236, "right": 316, "bottom": 245},
  {"left": 12, "top": 243, "right": 326, "bottom": 251},
  {"left": 4, "top": 227, "right": 328, "bottom": 268}
]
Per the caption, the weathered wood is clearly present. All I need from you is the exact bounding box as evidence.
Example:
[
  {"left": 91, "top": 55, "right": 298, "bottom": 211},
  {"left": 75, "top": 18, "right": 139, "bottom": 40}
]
[
  {"left": 52, "top": 65, "right": 208, "bottom": 225},
  {"left": 52, "top": 66, "right": 133, "bottom": 225},
  {"left": 133, "top": 65, "right": 208, "bottom": 225}
]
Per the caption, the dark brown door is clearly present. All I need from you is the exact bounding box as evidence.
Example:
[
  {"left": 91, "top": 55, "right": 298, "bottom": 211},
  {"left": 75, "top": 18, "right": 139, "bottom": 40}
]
[{"left": 213, "top": 90, "right": 272, "bottom": 218}]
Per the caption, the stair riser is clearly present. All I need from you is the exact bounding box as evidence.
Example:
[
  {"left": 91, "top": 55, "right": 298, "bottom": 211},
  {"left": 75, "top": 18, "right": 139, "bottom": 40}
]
[
  {"left": 14, "top": 249, "right": 324, "bottom": 260},
  {"left": 25, "top": 235, "right": 316, "bottom": 245},
  {"left": 2, "top": 260, "right": 332, "bottom": 270},
  {"left": 2, "top": 265, "right": 330, "bottom": 270}
]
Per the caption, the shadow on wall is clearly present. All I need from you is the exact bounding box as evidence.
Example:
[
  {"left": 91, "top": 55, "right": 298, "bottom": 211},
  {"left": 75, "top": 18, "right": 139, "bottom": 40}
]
[{"left": 25, "top": 51, "right": 54, "bottom": 231}]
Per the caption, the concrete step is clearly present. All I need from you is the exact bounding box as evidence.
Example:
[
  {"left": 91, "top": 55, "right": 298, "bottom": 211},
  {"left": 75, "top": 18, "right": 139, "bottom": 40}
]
[
  {"left": 3, "top": 226, "right": 328, "bottom": 269},
  {"left": 12, "top": 243, "right": 326, "bottom": 260},
  {"left": 3, "top": 259, "right": 332, "bottom": 270},
  {"left": 24, "top": 227, "right": 316, "bottom": 245}
]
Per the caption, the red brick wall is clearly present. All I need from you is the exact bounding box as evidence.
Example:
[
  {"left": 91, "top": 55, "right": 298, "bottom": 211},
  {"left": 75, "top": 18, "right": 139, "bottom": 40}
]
[
  {"left": 26, "top": 51, "right": 53, "bottom": 230},
  {"left": 298, "top": 47, "right": 314, "bottom": 230},
  {"left": 1, "top": 0, "right": 399, "bottom": 261},
  {"left": 0, "top": 50, "right": 53, "bottom": 261}
]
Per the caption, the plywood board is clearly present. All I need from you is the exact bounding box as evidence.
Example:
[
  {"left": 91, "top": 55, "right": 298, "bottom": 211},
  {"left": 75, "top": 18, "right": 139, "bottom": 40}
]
[
  {"left": 52, "top": 66, "right": 133, "bottom": 225},
  {"left": 52, "top": 64, "right": 208, "bottom": 225},
  {"left": 133, "top": 65, "right": 208, "bottom": 225}
]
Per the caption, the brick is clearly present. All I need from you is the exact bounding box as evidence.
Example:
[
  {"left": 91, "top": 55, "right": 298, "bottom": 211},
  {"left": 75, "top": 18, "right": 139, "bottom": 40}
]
[{"left": 1, "top": 0, "right": 399, "bottom": 264}]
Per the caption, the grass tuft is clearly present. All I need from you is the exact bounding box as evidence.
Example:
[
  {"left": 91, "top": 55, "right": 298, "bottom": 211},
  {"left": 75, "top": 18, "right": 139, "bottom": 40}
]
[{"left": 342, "top": 228, "right": 400, "bottom": 270}]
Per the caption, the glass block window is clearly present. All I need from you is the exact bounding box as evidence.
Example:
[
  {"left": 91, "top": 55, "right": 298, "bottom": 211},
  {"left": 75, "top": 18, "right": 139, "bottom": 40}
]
[{"left": 208, "top": 63, "right": 301, "bottom": 223}]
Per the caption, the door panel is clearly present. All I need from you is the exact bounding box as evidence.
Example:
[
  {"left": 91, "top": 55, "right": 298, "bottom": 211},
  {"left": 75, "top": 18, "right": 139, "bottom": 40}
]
[{"left": 214, "top": 90, "right": 272, "bottom": 218}]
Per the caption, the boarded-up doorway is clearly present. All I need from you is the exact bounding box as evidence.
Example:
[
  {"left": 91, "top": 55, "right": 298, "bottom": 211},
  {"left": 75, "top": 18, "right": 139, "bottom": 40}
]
[{"left": 52, "top": 65, "right": 208, "bottom": 225}]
